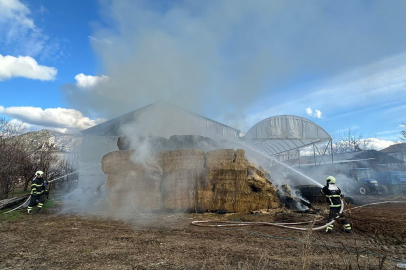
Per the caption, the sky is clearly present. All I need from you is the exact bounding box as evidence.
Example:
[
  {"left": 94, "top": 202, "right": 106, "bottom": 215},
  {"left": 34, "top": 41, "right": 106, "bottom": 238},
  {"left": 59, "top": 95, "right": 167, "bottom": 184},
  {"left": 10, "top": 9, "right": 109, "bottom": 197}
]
[{"left": 1, "top": 0, "right": 406, "bottom": 150}]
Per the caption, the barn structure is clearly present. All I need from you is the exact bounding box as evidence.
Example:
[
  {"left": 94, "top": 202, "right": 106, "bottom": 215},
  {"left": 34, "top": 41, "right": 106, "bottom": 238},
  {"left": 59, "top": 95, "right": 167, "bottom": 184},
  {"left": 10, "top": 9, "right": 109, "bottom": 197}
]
[{"left": 79, "top": 103, "right": 332, "bottom": 189}]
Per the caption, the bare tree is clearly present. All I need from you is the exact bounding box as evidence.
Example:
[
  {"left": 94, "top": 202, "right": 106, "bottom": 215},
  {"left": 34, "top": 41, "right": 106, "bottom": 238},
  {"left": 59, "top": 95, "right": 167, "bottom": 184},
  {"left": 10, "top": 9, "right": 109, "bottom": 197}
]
[
  {"left": 321, "top": 128, "right": 374, "bottom": 155},
  {"left": 20, "top": 143, "right": 58, "bottom": 191},
  {"left": 400, "top": 123, "right": 406, "bottom": 143},
  {"left": 48, "top": 155, "right": 79, "bottom": 191},
  {"left": 0, "top": 118, "right": 61, "bottom": 199},
  {"left": 0, "top": 118, "right": 28, "bottom": 199}
]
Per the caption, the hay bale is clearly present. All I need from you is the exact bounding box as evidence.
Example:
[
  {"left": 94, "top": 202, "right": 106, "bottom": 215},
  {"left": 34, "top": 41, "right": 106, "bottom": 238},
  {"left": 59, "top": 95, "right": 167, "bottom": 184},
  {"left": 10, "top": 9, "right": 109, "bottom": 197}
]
[
  {"left": 103, "top": 147, "right": 282, "bottom": 213},
  {"left": 163, "top": 149, "right": 205, "bottom": 172},
  {"left": 117, "top": 136, "right": 130, "bottom": 150},
  {"left": 205, "top": 149, "right": 250, "bottom": 212},
  {"left": 161, "top": 149, "right": 205, "bottom": 211},
  {"left": 103, "top": 150, "right": 163, "bottom": 212},
  {"left": 248, "top": 162, "right": 265, "bottom": 178},
  {"left": 102, "top": 150, "right": 136, "bottom": 174},
  {"left": 236, "top": 193, "right": 270, "bottom": 212},
  {"left": 107, "top": 170, "right": 162, "bottom": 212},
  {"left": 235, "top": 149, "right": 246, "bottom": 165},
  {"left": 102, "top": 150, "right": 164, "bottom": 174},
  {"left": 206, "top": 149, "right": 235, "bottom": 168},
  {"left": 247, "top": 174, "right": 281, "bottom": 209}
]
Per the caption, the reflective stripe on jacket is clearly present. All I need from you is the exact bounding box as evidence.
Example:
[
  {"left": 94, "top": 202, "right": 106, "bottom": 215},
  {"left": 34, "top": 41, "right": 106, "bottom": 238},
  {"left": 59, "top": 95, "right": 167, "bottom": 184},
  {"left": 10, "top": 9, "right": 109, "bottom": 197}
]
[
  {"left": 30, "top": 177, "right": 47, "bottom": 195},
  {"left": 321, "top": 185, "right": 342, "bottom": 207}
]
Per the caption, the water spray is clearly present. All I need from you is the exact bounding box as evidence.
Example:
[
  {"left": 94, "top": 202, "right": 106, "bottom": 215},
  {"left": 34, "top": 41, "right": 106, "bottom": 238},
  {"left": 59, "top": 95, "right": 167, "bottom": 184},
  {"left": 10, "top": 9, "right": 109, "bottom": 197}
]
[{"left": 235, "top": 140, "right": 323, "bottom": 188}]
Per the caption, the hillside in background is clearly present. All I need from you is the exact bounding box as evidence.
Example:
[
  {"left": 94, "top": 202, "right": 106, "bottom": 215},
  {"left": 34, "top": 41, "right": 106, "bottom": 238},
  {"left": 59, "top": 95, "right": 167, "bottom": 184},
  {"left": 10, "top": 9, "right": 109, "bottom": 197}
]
[{"left": 15, "top": 129, "right": 82, "bottom": 153}]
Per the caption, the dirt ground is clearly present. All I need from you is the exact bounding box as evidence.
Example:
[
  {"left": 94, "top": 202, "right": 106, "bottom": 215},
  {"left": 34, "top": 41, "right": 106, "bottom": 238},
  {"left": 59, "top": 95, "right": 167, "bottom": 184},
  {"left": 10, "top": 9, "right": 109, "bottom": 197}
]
[{"left": 1, "top": 196, "right": 406, "bottom": 270}]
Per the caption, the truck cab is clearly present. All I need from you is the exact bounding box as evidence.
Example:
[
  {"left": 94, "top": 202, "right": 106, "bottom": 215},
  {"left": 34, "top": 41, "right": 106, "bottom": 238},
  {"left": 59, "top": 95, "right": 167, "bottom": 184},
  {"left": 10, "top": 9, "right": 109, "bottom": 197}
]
[{"left": 347, "top": 168, "right": 382, "bottom": 195}]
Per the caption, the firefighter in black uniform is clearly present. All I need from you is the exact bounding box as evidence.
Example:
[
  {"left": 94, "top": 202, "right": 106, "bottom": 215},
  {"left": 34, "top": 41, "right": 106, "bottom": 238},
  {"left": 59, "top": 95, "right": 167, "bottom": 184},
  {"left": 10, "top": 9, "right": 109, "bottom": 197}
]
[
  {"left": 321, "top": 176, "right": 352, "bottom": 234},
  {"left": 27, "top": 171, "right": 48, "bottom": 214}
]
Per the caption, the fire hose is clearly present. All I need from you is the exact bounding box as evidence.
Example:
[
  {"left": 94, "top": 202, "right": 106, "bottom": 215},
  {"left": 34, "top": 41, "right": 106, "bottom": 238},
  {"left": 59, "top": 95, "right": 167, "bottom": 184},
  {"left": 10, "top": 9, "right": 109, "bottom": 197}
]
[
  {"left": 2, "top": 166, "right": 98, "bottom": 215},
  {"left": 191, "top": 200, "right": 406, "bottom": 231},
  {"left": 192, "top": 202, "right": 343, "bottom": 231}
]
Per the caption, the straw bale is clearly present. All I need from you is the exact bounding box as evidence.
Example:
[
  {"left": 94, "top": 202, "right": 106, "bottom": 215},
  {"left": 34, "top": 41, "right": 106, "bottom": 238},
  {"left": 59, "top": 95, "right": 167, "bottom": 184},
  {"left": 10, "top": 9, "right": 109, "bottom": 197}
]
[
  {"left": 163, "top": 149, "right": 205, "bottom": 172},
  {"left": 161, "top": 189, "right": 195, "bottom": 211},
  {"left": 107, "top": 169, "right": 162, "bottom": 211},
  {"left": 117, "top": 136, "right": 130, "bottom": 150},
  {"left": 195, "top": 189, "right": 213, "bottom": 212},
  {"left": 235, "top": 149, "right": 247, "bottom": 165},
  {"left": 247, "top": 174, "right": 280, "bottom": 208},
  {"left": 103, "top": 147, "right": 282, "bottom": 213},
  {"left": 106, "top": 174, "right": 115, "bottom": 189},
  {"left": 102, "top": 150, "right": 164, "bottom": 175},
  {"left": 236, "top": 193, "right": 270, "bottom": 212},
  {"left": 161, "top": 149, "right": 204, "bottom": 211},
  {"left": 247, "top": 162, "right": 265, "bottom": 178},
  {"left": 161, "top": 169, "right": 204, "bottom": 211},
  {"left": 211, "top": 189, "right": 236, "bottom": 212},
  {"left": 206, "top": 149, "right": 235, "bottom": 168},
  {"left": 102, "top": 150, "right": 136, "bottom": 174},
  {"left": 164, "top": 169, "right": 204, "bottom": 186}
]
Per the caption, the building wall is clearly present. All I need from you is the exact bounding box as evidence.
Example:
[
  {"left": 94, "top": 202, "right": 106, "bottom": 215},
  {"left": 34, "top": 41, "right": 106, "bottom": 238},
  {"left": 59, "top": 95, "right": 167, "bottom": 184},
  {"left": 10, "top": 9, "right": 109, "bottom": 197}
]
[
  {"left": 79, "top": 135, "right": 119, "bottom": 189},
  {"left": 386, "top": 152, "right": 405, "bottom": 170}
]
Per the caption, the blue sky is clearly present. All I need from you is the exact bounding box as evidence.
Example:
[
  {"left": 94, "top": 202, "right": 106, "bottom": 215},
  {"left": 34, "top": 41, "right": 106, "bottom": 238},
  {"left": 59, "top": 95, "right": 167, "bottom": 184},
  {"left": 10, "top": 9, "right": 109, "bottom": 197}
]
[{"left": 0, "top": 0, "right": 405, "bottom": 148}]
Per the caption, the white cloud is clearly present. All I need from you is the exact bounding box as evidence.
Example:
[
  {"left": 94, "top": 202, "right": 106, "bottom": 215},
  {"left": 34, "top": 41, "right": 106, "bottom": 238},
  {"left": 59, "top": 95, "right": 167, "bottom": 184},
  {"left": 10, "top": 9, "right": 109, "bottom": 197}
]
[
  {"left": 305, "top": 107, "right": 323, "bottom": 119},
  {"left": 0, "top": 0, "right": 34, "bottom": 33},
  {"left": 0, "top": 0, "right": 60, "bottom": 58},
  {"left": 0, "top": 106, "right": 106, "bottom": 133},
  {"left": 75, "top": 73, "right": 109, "bottom": 89},
  {"left": 314, "top": 110, "right": 322, "bottom": 118},
  {"left": 0, "top": 54, "right": 57, "bottom": 81}
]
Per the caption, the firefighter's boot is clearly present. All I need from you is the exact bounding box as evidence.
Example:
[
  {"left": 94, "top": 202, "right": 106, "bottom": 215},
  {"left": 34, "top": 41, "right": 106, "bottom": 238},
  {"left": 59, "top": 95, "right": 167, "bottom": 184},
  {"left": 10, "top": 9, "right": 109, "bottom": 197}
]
[
  {"left": 325, "top": 224, "right": 333, "bottom": 234},
  {"left": 36, "top": 205, "right": 43, "bottom": 213},
  {"left": 343, "top": 223, "right": 352, "bottom": 234}
]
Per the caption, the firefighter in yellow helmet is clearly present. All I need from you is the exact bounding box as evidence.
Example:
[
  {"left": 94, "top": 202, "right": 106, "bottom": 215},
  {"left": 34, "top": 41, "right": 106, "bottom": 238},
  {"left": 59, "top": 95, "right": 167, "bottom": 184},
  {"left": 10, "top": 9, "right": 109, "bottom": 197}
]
[
  {"left": 27, "top": 171, "right": 48, "bottom": 214},
  {"left": 321, "top": 176, "right": 352, "bottom": 234}
]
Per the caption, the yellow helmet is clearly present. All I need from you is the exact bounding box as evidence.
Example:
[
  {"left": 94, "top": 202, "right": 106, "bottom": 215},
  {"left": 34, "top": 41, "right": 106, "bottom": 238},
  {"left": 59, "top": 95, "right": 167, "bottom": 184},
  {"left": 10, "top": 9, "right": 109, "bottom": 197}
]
[
  {"left": 326, "top": 176, "right": 336, "bottom": 184},
  {"left": 35, "top": 171, "right": 44, "bottom": 176}
]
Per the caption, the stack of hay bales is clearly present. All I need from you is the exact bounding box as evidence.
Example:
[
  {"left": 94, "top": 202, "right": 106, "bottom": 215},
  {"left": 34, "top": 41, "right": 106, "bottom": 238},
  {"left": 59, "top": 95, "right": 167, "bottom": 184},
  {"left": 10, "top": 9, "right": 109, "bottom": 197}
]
[
  {"left": 102, "top": 150, "right": 163, "bottom": 213},
  {"left": 102, "top": 148, "right": 281, "bottom": 213},
  {"left": 206, "top": 149, "right": 247, "bottom": 212},
  {"left": 161, "top": 149, "right": 205, "bottom": 211}
]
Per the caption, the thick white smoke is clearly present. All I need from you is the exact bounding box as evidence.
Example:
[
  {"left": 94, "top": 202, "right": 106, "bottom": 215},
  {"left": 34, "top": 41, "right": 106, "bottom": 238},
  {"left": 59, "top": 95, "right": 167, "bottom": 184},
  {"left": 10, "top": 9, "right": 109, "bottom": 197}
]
[{"left": 61, "top": 0, "right": 406, "bottom": 131}]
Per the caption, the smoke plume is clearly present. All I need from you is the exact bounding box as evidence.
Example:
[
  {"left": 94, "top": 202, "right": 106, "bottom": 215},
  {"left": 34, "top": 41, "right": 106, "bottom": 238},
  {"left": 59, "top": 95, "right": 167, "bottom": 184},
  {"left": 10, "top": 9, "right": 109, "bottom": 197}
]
[{"left": 61, "top": 0, "right": 406, "bottom": 131}]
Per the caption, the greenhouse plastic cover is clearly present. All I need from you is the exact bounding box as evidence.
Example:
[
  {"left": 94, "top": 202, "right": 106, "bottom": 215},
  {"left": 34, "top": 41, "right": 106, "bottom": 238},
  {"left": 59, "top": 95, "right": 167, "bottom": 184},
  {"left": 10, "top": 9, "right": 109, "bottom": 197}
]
[{"left": 242, "top": 115, "right": 331, "bottom": 156}]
